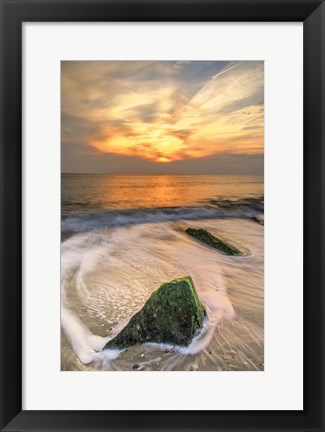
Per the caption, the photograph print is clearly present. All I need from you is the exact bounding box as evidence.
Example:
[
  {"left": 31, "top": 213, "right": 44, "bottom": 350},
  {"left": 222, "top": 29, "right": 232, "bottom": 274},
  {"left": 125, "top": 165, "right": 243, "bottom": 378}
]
[{"left": 61, "top": 60, "right": 264, "bottom": 371}]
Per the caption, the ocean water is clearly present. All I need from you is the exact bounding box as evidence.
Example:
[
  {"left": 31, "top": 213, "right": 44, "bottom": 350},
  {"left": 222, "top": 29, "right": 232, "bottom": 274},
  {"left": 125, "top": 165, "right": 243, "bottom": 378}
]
[{"left": 61, "top": 174, "right": 264, "bottom": 371}]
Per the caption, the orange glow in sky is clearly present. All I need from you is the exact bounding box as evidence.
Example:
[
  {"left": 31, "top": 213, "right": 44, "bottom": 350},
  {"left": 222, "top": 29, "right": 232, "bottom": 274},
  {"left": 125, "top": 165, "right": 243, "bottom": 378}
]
[{"left": 62, "top": 61, "right": 264, "bottom": 165}]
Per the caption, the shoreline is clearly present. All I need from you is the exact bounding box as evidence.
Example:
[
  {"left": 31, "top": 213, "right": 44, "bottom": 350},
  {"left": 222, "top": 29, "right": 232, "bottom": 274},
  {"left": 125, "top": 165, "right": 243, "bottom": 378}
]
[{"left": 61, "top": 217, "right": 264, "bottom": 371}]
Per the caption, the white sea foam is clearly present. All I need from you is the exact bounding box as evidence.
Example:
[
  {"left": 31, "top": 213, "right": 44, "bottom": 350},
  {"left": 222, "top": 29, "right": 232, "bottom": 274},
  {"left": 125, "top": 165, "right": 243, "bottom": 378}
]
[
  {"left": 61, "top": 220, "right": 239, "bottom": 364},
  {"left": 61, "top": 218, "right": 263, "bottom": 370},
  {"left": 61, "top": 196, "right": 264, "bottom": 233}
]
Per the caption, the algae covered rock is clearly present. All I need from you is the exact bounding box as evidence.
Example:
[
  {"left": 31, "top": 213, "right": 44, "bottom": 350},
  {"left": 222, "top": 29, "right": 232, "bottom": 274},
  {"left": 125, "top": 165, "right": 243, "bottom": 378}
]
[
  {"left": 251, "top": 216, "right": 264, "bottom": 226},
  {"left": 185, "top": 227, "right": 242, "bottom": 256},
  {"left": 103, "top": 276, "right": 206, "bottom": 350}
]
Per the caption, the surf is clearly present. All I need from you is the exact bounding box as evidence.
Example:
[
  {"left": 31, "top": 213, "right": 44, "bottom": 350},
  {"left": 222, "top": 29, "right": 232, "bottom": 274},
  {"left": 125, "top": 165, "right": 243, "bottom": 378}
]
[
  {"left": 61, "top": 196, "right": 264, "bottom": 233},
  {"left": 61, "top": 220, "right": 239, "bottom": 366}
]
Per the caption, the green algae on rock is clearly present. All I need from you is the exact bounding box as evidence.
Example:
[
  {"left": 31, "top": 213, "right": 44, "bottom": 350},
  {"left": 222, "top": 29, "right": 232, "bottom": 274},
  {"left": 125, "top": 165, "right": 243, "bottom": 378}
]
[
  {"left": 185, "top": 227, "right": 242, "bottom": 256},
  {"left": 250, "top": 216, "right": 264, "bottom": 226},
  {"left": 103, "top": 276, "right": 206, "bottom": 350}
]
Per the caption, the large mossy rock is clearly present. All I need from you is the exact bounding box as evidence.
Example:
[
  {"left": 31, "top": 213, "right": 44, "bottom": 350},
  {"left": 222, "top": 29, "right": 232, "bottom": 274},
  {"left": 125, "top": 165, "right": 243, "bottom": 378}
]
[
  {"left": 185, "top": 227, "right": 242, "bottom": 256},
  {"left": 103, "top": 276, "right": 206, "bottom": 350}
]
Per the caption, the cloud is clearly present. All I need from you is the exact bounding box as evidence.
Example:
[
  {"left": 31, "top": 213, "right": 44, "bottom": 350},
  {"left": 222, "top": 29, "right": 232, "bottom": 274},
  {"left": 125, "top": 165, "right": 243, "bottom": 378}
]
[{"left": 61, "top": 60, "right": 264, "bottom": 165}]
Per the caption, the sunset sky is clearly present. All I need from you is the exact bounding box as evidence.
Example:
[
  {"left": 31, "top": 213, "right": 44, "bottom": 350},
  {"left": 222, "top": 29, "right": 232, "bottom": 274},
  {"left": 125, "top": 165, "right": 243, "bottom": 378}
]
[{"left": 61, "top": 61, "right": 264, "bottom": 174}]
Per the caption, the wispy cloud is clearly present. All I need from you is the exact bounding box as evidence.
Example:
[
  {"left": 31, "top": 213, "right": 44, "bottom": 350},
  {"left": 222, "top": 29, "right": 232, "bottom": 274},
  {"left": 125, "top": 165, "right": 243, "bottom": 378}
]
[{"left": 61, "top": 61, "right": 263, "bottom": 164}]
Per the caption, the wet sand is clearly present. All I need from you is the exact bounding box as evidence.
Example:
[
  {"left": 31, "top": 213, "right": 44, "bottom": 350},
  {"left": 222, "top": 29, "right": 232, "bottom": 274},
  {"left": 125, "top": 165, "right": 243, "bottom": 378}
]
[{"left": 61, "top": 218, "right": 264, "bottom": 371}]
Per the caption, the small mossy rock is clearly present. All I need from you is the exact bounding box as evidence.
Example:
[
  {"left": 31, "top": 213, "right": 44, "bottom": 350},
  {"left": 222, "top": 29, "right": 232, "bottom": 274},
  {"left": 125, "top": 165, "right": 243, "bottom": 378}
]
[
  {"left": 103, "top": 276, "right": 206, "bottom": 350},
  {"left": 251, "top": 216, "right": 264, "bottom": 226},
  {"left": 185, "top": 227, "right": 242, "bottom": 256}
]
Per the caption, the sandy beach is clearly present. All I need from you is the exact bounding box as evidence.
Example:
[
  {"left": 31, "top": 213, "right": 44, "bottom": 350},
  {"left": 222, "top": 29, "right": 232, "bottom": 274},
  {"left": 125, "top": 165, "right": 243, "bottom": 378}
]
[{"left": 61, "top": 211, "right": 263, "bottom": 371}]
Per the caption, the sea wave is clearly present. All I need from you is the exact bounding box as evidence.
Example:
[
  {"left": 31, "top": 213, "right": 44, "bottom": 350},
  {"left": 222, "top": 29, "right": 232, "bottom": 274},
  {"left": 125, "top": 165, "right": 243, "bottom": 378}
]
[
  {"left": 61, "top": 196, "right": 264, "bottom": 233},
  {"left": 61, "top": 218, "right": 263, "bottom": 370},
  {"left": 61, "top": 221, "right": 234, "bottom": 365}
]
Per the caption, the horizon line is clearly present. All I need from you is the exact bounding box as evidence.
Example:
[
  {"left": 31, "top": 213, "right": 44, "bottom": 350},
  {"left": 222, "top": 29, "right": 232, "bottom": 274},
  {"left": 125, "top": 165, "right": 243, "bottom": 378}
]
[{"left": 61, "top": 172, "right": 264, "bottom": 176}]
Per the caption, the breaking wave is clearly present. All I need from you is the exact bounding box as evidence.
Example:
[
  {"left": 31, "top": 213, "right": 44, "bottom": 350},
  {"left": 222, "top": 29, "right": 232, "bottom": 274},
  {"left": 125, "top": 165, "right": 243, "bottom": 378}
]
[{"left": 61, "top": 196, "right": 264, "bottom": 233}]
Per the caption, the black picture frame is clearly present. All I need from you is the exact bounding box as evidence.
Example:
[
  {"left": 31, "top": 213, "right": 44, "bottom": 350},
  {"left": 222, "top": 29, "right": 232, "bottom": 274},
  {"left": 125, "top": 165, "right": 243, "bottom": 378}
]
[{"left": 0, "top": 0, "right": 324, "bottom": 431}]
